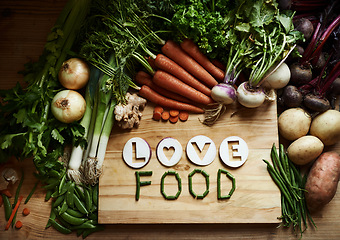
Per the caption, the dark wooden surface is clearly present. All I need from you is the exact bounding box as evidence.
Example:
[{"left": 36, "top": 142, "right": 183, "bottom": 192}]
[{"left": 1, "top": 1, "right": 340, "bottom": 239}]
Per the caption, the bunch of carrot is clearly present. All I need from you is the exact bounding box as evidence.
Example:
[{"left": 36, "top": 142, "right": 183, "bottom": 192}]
[{"left": 137, "top": 39, "right": 225, "bottom": 115}]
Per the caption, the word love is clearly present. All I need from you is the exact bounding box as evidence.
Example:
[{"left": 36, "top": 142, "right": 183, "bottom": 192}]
[
  {"left": 122, "top": 135, "right": 249, "bottom": 168},
  {"left": 135, "top": 169, "right": 236, "bottom": 201}
]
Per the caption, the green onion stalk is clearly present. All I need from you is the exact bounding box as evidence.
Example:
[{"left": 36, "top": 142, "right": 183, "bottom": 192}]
[
  {"left": 67, "top": 66, "right": 100, "bottom": 184},
  {"left": 81, "top": 55, "right": 139, "bottom": 185}
]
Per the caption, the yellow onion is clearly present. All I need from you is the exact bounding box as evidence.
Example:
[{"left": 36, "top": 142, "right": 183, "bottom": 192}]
[
  {"left": 51, "top": 90, "right": 86, "bottom": 123},
  {"left": 58, "top": 58, "right": 90, "bottom": 90}
]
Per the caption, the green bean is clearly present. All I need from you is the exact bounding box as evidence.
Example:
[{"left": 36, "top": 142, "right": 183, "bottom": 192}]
[
  {"left": 2, "top": 194, "right": 12, "bottom": 221},
  {"left": 66, "top": 208, "right": 84, "bottom": 218},
  {"left": 13, "top": 169, "right": 24, "bottom": 210},
  {"left": 60, "top": 211, "right": 87, "bottom": 225},
  {"left": 45, "top": 189, "right": 53, "bottom": 201},
  {"left": 49, "top": 218, "right": 72, "bottom": 234},
  {"left": 66, "top": 182, "right": 75, "bottom": 208},
  {"left": 92, "top": 184, "right": 98, "bottom": 206},
  {"left": 53, "top": 195, "right": 65, "bottom": 208},
  {"left": 135, "top": 171, "right": 152, "bottom": 201},
  {"left": 59, "top": 181, "right": 72, "bottom": 196},
  {"left": 74, "top": 194, "right": 88, "bottom": 215},
  {"left": 24, "top": 181, "right": 39, "bottom": 204},
  {"left": 75, "top": 185, "right": 85, "bottom": 201},
  {"left": 46, "top": 208, "right": 57, "bottom": 229},
  {"left": 49, "top": 170, "right": 61, "bottom": 178},
  {"left": 217, "top": 169, "right": 236, "bottom": 199},
  {"left": 70, "top": 220, "right": 97, "bottom": 230},
  {"left": 77, "top": 228, "right": 85, "bottom": 237},
  {"left": 160, "top": 171, "right": 181, "bottom": 200},
  {"left": 58, "top": 174, "right": 66, "bottom": 193},
  {"left": 85, "top": 187, "right": 92, "bottom": 212},
  {"left": 82, "top": 225, "right": 105, "bottom": 239},
  {"left": 43, "top": 180, "right": 59, "bottom": 190},
  {"left": 59, "top": 201, "right": 69, "bottom": 215},
  {"left": 88, "top": 213, "right": 98, "bottom": 221}
]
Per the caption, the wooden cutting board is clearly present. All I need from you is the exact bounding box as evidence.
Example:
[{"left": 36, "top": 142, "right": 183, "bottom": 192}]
[{"left": 98, "top": 100, "right": 281, "bottom": 224}]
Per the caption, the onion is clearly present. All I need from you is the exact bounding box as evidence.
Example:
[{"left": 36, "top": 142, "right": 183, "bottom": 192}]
[
  {"left": 237, "top": 82, "right": 266, "bottom": 108},
  {"left": 51, "top": 90, "right": 86, "bottom": 123},
  {"left": 58, "top": 58, "right": 90, "bottom": 90},
  {"left": 211, "top": 83, "right": 237, "bottom": 105}
]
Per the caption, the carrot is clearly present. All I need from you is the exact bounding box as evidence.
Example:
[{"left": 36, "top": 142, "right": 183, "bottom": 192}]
[
  {"left": 180, "top": 38, "right": 225, "bottom": 82},
  {"left": 161, "top": 40, "right": 218, "bottom": 88},
  {"left": 15, "top": 220, "right": 23, "bottom": 229},
  {"left": 153, "top": 111, "right": 162, "bottom": 121},
  {"left": 22, "top": 207, "right": 30, "bottom": 216},
  {"left": 153, "top": 70, "right": 214, "bottom": 106},
  {"left": 154, "top": 106, "right": 164, "bottom": 114},
  {"left": 169, "top": 116, "right": 179, "bottom": 123},
  {"left": 1, "top": 189, "right": 12, "bottom": 198},
  {"left": 161, "top": 111, "right": 170, "bottom": 121},
  {"left": 211, "top": 59, "right": 226, "bottom": 71},
  {"left": 139, "top": 85, "right": 204, "bottom": 114},
  {"left": 154, "top": 54, "right": 212, "bottom": 96},
  {"left": 169, "top": 110, "right": 179, "bottom": 117},
  {"left": 146, "top": 56, "right": 157, "bottom": 70},
  {"left": 5, "top": 195, "right": 23, "bottom": 230},
  {"left": 179, "top": 111, "right": 189, "bottom": 122},
  {"left": 135, "top": 71, "right": 191, "bottom": 104}
]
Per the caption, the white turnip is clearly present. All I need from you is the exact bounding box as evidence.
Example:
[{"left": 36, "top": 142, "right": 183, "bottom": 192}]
[
  {"left": 262, "top": 62, "right": 291, "bottom": 90},
  {"left": 236, "top": 82, "right": 266, "bottom": 108}
]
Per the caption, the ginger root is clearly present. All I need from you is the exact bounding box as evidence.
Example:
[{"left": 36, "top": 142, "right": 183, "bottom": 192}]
[{"left": 114, "top": 92, "right": 147, "bottom": 129}]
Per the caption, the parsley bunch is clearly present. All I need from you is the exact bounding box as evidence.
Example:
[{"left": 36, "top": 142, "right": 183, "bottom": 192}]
[{"left": 0, "top": 0, "right": 91, "bottom": 178}]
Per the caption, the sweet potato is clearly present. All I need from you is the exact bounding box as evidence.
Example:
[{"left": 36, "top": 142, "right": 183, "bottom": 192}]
[{"left": 305, "top": 151, "right": 340, "bottom": 212}]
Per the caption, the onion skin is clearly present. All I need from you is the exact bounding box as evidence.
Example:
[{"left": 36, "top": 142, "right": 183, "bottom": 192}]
[
  {"left": 51, "top": 90, "right": 86, "bottom": 123},
  {"left": 236, "top": 82, "right": 265, "bottom": 108},
  {"left": 58, "top": 58, "right": 90, "bottom": 90},
  {"left": 211, "top": 83, "right": 236, "bottom": 105}
]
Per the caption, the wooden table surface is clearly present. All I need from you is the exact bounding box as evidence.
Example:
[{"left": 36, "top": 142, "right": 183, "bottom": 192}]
[{"left": 1, "top": 1, "right": 340, "bottom": 239}]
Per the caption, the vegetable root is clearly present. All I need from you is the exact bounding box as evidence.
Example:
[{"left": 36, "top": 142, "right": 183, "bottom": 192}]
[
  {"left": 161, "top": 40, "right": 218, "bottom": 88},
  {"left": 135, "top": 71, "right": 191, "bottom": 104},
  {"left": 154, "top": 54, "right": 212, "bottom": 96},
  {"left": 138, "top": 85, "right": 204, "bottom": 113},
  {"left": 114, "top": 92, "right": 147, "bottom": 129},
  {"left": 180, "top": 38, "right": 225, "bottom": 82},
  {"left": 152, "top": 70, "right": 214, "bottom": 105}
]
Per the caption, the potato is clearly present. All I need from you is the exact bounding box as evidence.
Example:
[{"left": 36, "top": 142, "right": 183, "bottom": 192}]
[
  {"left": 287, "top": 135, "right": 324, "bottom": 165},
  {"left": 305, "top": 151, "right": 340, "bottom": 212},
  {"left": 310, "top": 109, "right": 340, "bottom": 146},
  {"left": 278, "top": 108, "right": 312, "bottom": 141}
]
